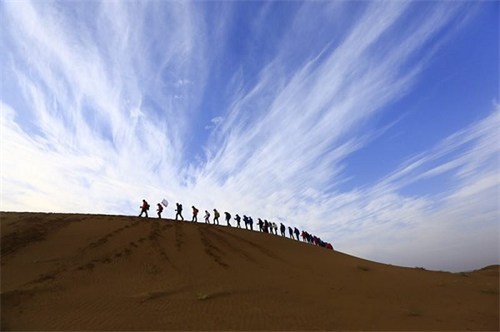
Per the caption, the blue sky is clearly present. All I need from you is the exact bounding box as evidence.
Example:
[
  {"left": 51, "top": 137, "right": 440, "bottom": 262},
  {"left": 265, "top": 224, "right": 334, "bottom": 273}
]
[{"left": 1, "top": 0, "right": 498, "bottom": 272}]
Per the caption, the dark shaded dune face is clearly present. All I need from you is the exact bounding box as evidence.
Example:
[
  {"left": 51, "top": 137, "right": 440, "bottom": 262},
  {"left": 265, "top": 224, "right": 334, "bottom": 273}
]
[
  {"left": 1, "top": 212, "right": 499, "bottom": 331},
  {"left": 472, "top": 265, "right": 500, "bottom": 277},
  {"left": 1, "top": 214, "right": 79, "bottom": 259}
]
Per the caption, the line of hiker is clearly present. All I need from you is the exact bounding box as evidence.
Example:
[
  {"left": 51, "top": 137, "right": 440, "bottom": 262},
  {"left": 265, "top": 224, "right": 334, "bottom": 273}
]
[{"left": 138, "top": 199, "right": 333, "bottom": 250}]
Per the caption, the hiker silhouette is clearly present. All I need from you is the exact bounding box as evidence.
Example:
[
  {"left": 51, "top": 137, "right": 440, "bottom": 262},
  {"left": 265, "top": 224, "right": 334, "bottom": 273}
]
[
  {"left": 213, "top": 209, "right": 220, "bottom": 225},
  {"left": 294, "top": 227, "right": 300, "bottom": 240},
  {"left": 175, "top": 203, "right": 184, "bottom": 221},
  {"left": 139, "top": 199, "right": 149, "bottom": 218},
  {"left": 247, "top": 216, "right": 254, "bottom": 230},
  {"left": 157, "top": 203, "right": 163, "bottom": 219},
  {"left": 225, "top": 212, "right": 232, "bottom": 227},
  {"left": 192, "top": 206, "right": 199, "bottom": 222}
]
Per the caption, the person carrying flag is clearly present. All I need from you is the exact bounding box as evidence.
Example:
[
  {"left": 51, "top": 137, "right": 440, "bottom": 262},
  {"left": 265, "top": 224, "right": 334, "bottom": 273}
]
[{"left": 157, "top": 203, "right": 163, "bottom": 219}]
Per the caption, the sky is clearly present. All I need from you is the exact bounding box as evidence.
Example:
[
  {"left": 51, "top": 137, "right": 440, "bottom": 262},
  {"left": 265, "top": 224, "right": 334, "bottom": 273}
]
[{"left": 1, "top": 0, "right": 499, "bottom": 272}]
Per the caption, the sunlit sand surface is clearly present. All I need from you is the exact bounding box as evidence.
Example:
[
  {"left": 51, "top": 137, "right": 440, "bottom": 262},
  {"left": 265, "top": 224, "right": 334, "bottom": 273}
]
[{"left": 1, "top": 212, "right": 498, "bottom": 331}]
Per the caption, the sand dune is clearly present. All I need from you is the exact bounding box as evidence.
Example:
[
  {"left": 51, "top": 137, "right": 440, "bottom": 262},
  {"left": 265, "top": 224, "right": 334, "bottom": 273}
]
[{"left": 1, "top": 212, "right": 498, "bottom": 331}]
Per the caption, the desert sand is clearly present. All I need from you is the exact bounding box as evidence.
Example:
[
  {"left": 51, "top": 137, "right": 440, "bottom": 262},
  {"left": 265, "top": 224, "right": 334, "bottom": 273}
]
[{"left": 1, "top": 212, "right": 498, "bottom": 331}]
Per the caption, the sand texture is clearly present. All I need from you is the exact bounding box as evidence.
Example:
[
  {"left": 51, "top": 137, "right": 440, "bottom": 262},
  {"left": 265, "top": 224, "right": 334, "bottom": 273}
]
[{"left": 1, "top": 212, "right": 498, "bottom": 331}]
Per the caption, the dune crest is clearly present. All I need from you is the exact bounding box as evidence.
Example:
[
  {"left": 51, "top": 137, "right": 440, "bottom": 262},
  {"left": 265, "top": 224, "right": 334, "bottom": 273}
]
[{"left": 1, "top": 212, "right": 498, "bottom": 331}]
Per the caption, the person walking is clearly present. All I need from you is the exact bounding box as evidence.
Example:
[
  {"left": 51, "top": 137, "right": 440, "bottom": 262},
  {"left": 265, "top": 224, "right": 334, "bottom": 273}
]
[
  {"left": 213, "top": 209, "right": 220, "bottom": 225},
  {"left": 257, "top": 218, "right": 263, "bottom": 232},
  {"left": 272, "top": 222, "right": 278, "bottom": 235},
  {"left": 192, "top": 206, "right": 199, "bottom": 222},
  {"left": 243, "top": 215, "right": 251, "bottom": 230},
  {"left": 235, "top": 214, "right": 241, "bottom": 228},
  {"left": 175, "top": 203, "right": 184, "bottom": 221},
  {"left": 280, "top": 223, "right": 286, "bottom": 236},
  {"left": 224, "top": 212, "right": 232, "bottom": 227},
  {"left": 294, "top": 227, "right": 300, "bottom": 241},
  {"left": 139, "top": 199, "right": 149, "bottom": 218},
  {"left": 157, "top": 203, "right": 163, "bottom": 219},
  {"left": 288, "top": 226, "right": 294, "bottom": 239},
  {"left": 263, "top": 220, "right": 269, "bottom": 233},
  {"left": 248, "top": 216, "right": 254, "bottom": 230},
  {"left": 204, "top": 210, "right": 211, "bottom": 224}
]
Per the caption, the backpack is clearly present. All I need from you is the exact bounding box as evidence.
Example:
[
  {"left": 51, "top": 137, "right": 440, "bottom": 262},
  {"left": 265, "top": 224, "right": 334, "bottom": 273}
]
[
  {"left": 146, "top": 203, "right": 150, "bottom": 210},
  {"left": 158, "top": 205, "right": 163, "bottom": 212}
]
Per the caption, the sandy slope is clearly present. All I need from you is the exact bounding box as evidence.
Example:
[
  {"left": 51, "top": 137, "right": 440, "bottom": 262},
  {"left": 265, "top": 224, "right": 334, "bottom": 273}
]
[{"left": 1, "top": 212, "right": 498, "bottom": 331}]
